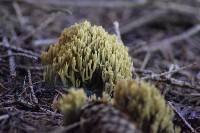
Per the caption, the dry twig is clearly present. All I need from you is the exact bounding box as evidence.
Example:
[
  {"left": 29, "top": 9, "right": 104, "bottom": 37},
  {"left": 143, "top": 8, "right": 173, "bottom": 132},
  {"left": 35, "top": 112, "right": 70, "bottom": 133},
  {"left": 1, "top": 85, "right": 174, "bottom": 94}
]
[
  {"left": 21, "top": 12, "right": 60, "bottom": 42},
  {"left": 0, "top": 114, "right": 9, "bottom": 121},
  {"left": 32, "top": 38, "right": 57, "bottom": 47},
  {"left": 141, "top": 63, "right": 196, "bottom": 80},
  {"left": 3, "top": 37, "right": 16, "bottom": 78},
  {"left": 134, "top": 63, "right": 200, "bottom": 90},
  {"left": 0, "top": 83, "right": 7, "bottom": 90},
  {"left": 0, "top": 42, "right": 40, "bottom": 58},
  {"left": 140, "top": 51, "right": 151, "bottom": 70},
  {"left": 168, "top": 102, "right": 196, "bottom": 133},
  {"left": 20, "top": 0, "right": 147, "bottom": 8},
  {"left": 51, "top": 119, "right": 90, "bottom": 133},
  {"left": 16, "top": 65, "right": 44, "bottom": 70},
  {"left": 13, "top": 2, "right": 26, "bottom": 26},
  {"left": 113, "top": 21, "right": 122, "bottom": 43},
  {"left": 135, "top": 24, "right": 200, "bottom": 53},
  {"left": 27, "top": 69, "right": 38, "bottom": 104},
  {"left": 120, "top": 10, "right": 167, "bottom": 34},
  {"left": 155, "top": 2, "right": 200, "bottom": 20},
  {"left": 152, "top": 77, "right": 200, "bottom": 90},
  {"left": 0, "top": 53, "right": 38, "bottom": 60}
]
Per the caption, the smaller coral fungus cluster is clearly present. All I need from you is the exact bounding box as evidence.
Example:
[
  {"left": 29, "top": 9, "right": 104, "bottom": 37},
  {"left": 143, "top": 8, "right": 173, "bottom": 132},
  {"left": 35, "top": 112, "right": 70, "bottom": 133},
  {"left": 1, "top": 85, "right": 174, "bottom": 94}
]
[
  {"left": 56, "top": 89, "right": 87, "bottom": 125},
  {"left": 114, "top": 80, "right": 175, "bottom": 133},
  {"left": 56, "top": 80, "right": 178, "bottom": 133}
]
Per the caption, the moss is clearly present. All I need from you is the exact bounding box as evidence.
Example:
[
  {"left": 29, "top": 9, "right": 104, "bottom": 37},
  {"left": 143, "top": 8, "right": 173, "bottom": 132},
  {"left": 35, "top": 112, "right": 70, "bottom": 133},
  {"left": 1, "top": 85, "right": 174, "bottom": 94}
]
[
  {"left": 114, "top": 80, "right": 177, "bottom": 133},
  {"left": 41, "top": 21, "right": 132, "bottom": 94},
  {"left": 56, "top": 88, "right": 87, "bottom": 125}
]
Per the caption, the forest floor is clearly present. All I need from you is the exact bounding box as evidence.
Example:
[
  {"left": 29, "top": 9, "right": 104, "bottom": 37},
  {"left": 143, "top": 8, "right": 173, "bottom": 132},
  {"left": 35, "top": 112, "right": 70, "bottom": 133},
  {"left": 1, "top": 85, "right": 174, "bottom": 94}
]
[{"left": 0, "top": 0, "right": 200, "bottom": 133}]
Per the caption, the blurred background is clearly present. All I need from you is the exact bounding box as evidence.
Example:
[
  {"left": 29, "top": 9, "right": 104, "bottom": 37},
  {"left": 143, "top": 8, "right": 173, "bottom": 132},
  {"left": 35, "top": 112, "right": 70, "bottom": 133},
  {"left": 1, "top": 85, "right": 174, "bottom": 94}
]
[{"left": 1, "top": 0, "right": 200, "bottom": 70}]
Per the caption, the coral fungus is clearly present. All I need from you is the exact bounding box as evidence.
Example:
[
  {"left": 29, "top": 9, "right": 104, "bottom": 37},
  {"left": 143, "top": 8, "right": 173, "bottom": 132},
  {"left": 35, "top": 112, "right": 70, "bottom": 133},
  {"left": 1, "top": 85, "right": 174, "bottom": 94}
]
[
  {"left": 56, "top": 88, "right": 87, "bottom": 125},
  {"left": 41, "top": 21, "right": 132, "bottom": 93},
  {"left": 114, "top": 80, "right": 176, "bottom": 133}
]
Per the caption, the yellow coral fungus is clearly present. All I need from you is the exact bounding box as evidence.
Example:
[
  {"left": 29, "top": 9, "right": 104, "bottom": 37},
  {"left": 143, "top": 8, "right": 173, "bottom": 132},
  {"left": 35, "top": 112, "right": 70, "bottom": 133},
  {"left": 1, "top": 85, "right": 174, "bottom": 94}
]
[
  {"left": 114, "top": 80, "right": 177, "bottom": 133},
  {"left": 89, "top": 91, "right": 113, "bottom": 104},
  {"left": 57, "top": 88, "right": 87, "bottom": 125},
  {"left": 41, "top": 21, "right": 132, "bottom": 94}
]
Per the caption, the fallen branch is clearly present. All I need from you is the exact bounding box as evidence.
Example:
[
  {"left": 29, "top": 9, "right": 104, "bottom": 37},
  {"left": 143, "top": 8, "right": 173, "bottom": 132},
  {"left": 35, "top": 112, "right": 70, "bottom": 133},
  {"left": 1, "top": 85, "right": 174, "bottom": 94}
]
[
  {"left": 51, "top": 118, "right": 90, "bottom": 133},
  {"left": 0, "top": 83, "right": 7, "bottom": 90},
  {"left": 0, "top": 53, "right": 38, "bottom": 60},
  {"left": 141, "top": 63, "right": 196, "bottom": 80},
  {"left": 16, "top": 98, "right": 38, "bottom": 109},
  {"left": 120, "top": 10, "right": 167, "bottom": 34},
  {"left": 39, "top": 107, "right": 62, "bottom": 116},
  {"left": 151, "top": 77, "right": 200, "bottom": 90},
  {"left": 135, "top": 24, "right": 200, "bottom": 53},
  {"left": 0, "top": 114, "right": 9, "bottom": 121},
  {"left": 0, "top": 42, "right": 40, "bottom": 58},
  {"left": 113, "top": 21, "right": 122, "bottom": 43},
  {"left": 16, "top": 65, "right": 44, "bottom": 70},
  {"left": 168, "top": 102, "right": 196, "bottom": 133},
  {"left": 134, "top": 63, "right": 200, "bottom": 90},
  {"left": 32, "top": 38, "right": 57, "bottom": 47},
  {"left": 20, "top": 0, "right": 147, "bottom": 8},
  {"left": 27, "top": 69, "right": 38, "bottom": 104},
  {"left": 21, "top": 12, "right": 60, "bottom": 42},
  {"left": 13, "top": 2, "right": 26, "bottom": 26},
  {"left": 155, "top": 2, "right": 200, "bottom": 20},
  {"left": 3, "top": 37, "right": 16, "bottom": 78},
  {"left": 140, "top": 51, "right": 151, "bottom": 69}
]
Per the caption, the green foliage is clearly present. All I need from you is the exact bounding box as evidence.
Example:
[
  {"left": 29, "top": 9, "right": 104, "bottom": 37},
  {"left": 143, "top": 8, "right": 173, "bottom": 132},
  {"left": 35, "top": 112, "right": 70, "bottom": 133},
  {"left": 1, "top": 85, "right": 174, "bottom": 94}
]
[
  {"left": 57, "top": 88, "right": 87, "bottom": 125},
  {"left": 41, "top": 21, "right": 132, "bottom": 93},
  {"left": 114, "top": 80, "right": 177, "bottom": 133}
]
